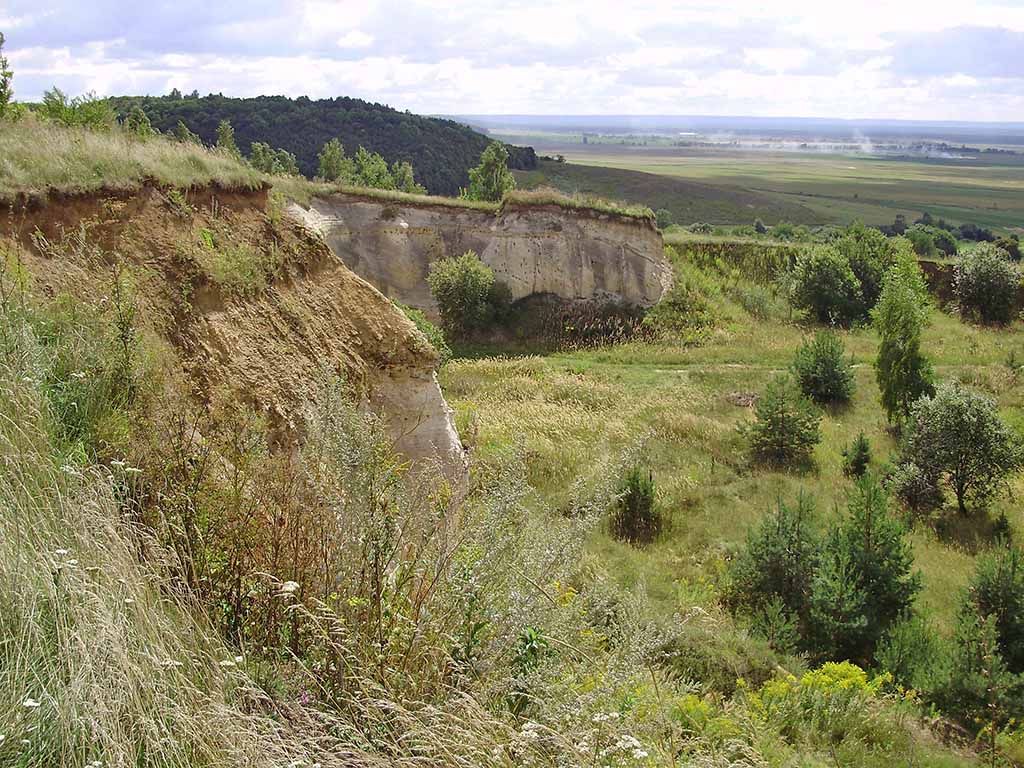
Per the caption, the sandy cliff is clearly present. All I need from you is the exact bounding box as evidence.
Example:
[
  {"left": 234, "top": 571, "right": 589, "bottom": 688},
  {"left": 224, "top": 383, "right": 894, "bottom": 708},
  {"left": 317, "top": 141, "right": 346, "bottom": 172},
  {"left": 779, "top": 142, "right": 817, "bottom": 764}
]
[
  {"left": 290, "top": 193, "right": 672, "bottom": 316},
  {"left": 2, "top": 184, "right": 466, "bottom": 478}
]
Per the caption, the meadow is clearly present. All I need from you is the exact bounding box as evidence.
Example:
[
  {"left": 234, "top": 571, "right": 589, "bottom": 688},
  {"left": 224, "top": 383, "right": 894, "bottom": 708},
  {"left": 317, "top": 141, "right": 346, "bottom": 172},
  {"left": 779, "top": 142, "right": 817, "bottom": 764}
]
[
  {"left": 441, "top": 249, "right": 1024, "bottom": 639},
  {"left": 514, "top": 147, "right": 1024, "bottom": 231}
]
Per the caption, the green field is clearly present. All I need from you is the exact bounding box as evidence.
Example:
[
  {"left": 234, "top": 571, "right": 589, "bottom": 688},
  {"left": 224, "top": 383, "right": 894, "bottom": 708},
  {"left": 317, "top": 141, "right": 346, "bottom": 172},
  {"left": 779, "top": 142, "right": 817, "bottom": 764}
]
[
  {"left": 515, "top": 147, "right": 1024, "bottom": 231},
  {"left": 442, "top": 250, "right": 1024, "bottom": 640}
]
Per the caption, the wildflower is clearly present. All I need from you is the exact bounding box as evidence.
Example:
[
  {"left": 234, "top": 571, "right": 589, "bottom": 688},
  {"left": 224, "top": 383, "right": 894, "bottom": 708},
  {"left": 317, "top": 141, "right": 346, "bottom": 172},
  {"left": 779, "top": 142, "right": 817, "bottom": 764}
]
[
  {"left": 218, "top": 659, "right": 235, "bottom": 667},
  {"left": 279, "top": 581, "right": 300, "bottom": 595},
  {"left": 111, "top": 459, "right": 126, "bottom": 468},
  {"left": 234, "top": 655, "right": 244, "bottom": 664},
  {"left": 591, "top": 711, "right": 620, "bottom": 723},
  {"left": 60, "top": 464, "right": 81, "bottom": 476},
  {"left": 71, "top": 371, "right": 87, "bottom": 379},
  {"left": 632, "top": 748, "right": 648, "bottom": 759},
  {"left": 161, "top": 659, "right": 183, "bottom": 668},
  {"left": 124, "top": 597, "right": 136, "bottom": 605},
  {"left": 124, "top": 466, "right": 142, "bottom": 475},
  {"left": 23, "top": 697, "right": 41, "bottom": 709},
  {"left": 54, "top": 548, "right": 70, "bottom": 557}
]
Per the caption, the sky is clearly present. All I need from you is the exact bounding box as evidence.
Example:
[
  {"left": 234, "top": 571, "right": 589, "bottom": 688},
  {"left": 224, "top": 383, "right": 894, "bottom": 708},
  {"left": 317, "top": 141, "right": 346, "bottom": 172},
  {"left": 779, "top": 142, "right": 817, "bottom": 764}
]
[{"left": 3, "top": 0, "right": 1024, "bottom": 121}]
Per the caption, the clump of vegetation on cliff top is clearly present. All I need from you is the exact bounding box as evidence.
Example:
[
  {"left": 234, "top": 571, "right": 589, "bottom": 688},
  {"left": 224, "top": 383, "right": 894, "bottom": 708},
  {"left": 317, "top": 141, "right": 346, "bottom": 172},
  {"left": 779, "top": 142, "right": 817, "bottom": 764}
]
[{"left": 0, "top": 114, "right": 263, "bottom": 199}]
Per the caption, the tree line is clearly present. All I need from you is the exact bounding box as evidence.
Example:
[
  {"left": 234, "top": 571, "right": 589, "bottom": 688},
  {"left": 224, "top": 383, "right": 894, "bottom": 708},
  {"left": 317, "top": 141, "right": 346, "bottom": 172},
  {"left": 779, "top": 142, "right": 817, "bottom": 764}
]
[{"left": 104, "top": 93, "right": 537, "bottom": 195}]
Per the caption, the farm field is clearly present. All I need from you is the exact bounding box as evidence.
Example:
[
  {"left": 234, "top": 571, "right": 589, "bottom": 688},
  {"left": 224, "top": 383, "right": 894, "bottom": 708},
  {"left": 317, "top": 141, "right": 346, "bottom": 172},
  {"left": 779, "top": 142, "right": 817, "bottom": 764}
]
[{"left": 513, "top": 148, "right": 1024, "bottom": 231}]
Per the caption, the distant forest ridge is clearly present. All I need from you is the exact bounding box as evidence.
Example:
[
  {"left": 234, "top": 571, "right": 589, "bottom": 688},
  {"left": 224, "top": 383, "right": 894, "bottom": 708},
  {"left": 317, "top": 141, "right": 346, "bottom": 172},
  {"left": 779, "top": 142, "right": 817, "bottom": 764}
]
[{"left": 106, "top": 94, "right": 538, "bottom": 195}]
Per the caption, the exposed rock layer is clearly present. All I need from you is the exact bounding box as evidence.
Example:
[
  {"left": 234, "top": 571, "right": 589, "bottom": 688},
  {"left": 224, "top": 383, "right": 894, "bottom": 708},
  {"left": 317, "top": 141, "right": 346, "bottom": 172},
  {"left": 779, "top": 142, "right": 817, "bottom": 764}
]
[
  {"left": 290, "top": 193, "right": 672, "bottom": 316},
  {"left": 2, "top": 184, "right": 466, "bottom": 478}
]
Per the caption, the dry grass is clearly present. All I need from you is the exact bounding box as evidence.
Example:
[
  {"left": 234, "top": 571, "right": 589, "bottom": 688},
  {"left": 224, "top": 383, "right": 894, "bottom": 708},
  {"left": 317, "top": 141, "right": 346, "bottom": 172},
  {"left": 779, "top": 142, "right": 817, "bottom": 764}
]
[
  {"left": 0, "top": 116, "right": 263, "bottom": 199},
  {"left": 503, "top": 187, "right": 656, "bottom": 221}
]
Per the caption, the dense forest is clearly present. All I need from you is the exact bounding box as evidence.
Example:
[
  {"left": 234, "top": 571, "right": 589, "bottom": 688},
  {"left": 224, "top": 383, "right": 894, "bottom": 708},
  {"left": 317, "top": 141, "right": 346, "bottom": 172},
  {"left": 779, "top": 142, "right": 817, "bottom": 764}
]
[{"left": 105, "top": 93, "right": 537, "bottom": 195}]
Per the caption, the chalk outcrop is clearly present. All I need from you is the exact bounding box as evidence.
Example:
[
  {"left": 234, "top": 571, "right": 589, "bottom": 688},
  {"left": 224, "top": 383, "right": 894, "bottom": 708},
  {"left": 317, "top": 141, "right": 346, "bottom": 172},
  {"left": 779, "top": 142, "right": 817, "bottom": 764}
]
[{"left": 290, "top": 193, "right": 672, "bottom": 316}]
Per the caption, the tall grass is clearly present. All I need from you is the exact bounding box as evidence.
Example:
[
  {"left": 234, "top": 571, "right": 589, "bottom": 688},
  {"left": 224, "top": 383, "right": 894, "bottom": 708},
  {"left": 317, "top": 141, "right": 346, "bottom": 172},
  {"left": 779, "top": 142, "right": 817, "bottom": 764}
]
[
  {"left": 0, "top": 298, "right": 316, "bottom": 767},
  {"left": 0, "top": 116, "right": 263, "bottom": 198}
]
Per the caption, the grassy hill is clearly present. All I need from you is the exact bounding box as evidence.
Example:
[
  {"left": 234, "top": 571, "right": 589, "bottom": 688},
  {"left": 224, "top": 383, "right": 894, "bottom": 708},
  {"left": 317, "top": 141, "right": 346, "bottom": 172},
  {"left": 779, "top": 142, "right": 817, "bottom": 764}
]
[
  {"left": 515, "top": 158, "right": 827, "bottom": 226},
  {"left": 105, "top": 94, "right": 537, "bottom": 195}
]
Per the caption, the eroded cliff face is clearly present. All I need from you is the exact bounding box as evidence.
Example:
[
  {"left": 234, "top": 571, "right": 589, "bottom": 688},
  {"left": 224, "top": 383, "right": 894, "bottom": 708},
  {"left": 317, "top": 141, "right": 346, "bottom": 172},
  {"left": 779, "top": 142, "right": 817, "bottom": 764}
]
[
  {"left": 290, "top": 193, "right": 672, "bottom": 316},
  {"left": 2, "top": 184, "right": 466, "bottom": 479}
]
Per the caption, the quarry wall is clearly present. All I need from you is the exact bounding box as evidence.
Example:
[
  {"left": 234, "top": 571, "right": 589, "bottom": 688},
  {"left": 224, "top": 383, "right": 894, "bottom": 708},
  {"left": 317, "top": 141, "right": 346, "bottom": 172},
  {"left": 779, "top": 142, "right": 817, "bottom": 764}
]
[{"left": 289, "top": 193, "right": 672, "bottom": 316}]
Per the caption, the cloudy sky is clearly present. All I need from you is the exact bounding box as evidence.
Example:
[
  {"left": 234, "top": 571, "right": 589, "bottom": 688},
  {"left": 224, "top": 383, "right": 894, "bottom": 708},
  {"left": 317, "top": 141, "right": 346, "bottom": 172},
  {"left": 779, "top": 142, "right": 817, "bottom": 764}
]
[{"left": 3, "top": 0, "right": 1024, "bottom": 121}]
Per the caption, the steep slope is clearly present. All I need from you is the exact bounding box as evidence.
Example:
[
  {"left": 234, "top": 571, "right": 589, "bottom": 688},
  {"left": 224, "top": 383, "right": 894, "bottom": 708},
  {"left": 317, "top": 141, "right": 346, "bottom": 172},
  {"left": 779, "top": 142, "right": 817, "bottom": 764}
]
[
  {"left": 289, "top": 191, "right": 672, "bottom": 317},
  {"left": 1, "top": 183, "right": 465, "bottom": 478},
  {"left": 106, "top": 94, "right": 538, "bottom": 195}
]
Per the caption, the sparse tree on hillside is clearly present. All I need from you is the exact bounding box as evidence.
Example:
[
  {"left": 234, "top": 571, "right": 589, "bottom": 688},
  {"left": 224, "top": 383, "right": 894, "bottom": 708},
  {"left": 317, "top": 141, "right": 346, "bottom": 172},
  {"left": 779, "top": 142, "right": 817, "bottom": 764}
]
[
  {"left": 834, "top": 222, "right": 898, "bottom": 313},
  {"left": 0, "top": 33, "right": 13, "bottom": 117},
  {"left": 216, "top": 119, "right": 241, "bottom": 158},
  {"left": 124, "top": 105, "right": 155, "bottom": 137},
  {"left": 390, "top": 160, "right": 426, "bottom": 194},
  {"left": 427, "top": 251, "right": 504, "bottom": 335},
  {"left": 655, "top": 209, "right": 674, "bottom": 229},
  {"left": 174, "top": 119, "right": 201, "bottom": 144},
  {"left": 810, "top": 475, "right": 920, "bottom": 663},
  {"left": 249, "top": 142, "right": 299, "bottom": 176},
  {"left": 873, "top": 256, "right": 934, "bottom": 425},
  {"left": 897, "top": 382, "right": 1022, "bottom": 515},
  {"left": 955, "top": 243, "right": 1022, "bottom": 325},
  {"left": 317, "top": 138, "right": 355, "bottom": 182},
  {"left": 789, "top": 245, "right": 863, "bottom": 326},
  {"left": 465, "top": 141, "right": 516, "bottom": 202},
  {"left": 353, "top": 146, "right": 395, "bottom": 189}
]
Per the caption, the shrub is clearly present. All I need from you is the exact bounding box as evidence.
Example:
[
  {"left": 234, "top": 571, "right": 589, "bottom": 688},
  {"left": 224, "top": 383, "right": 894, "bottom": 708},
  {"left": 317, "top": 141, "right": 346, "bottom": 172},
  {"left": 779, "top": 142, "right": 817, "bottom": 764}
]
[
  {"left": 655, "top": 208, "right": 673, "bottom": 229},
  {"left": 608, "top": 465, "right": 661, "bottom": 544},
  {"left": 995, "top": 235, "right": 1021, "bottom": 261},
  {"left": 316, "top": 137, "right": 354, "bottom": 181},
  {"left": 955, "top": 243, "right": 1022, "bottom": 325},
  {"left": 834, "top": 222, "right": 897, "bottom": 312},
  {"left": 841, "top": 433, "right": 872, "bottom": 478},
  {"left": 38, "top": 88, "right": 116, "bottom": 130},
  {"left": 791, "top": 330, "right": 854, "bottom": 405},
  {"left": 789, "top": 246, "right": 863, "bottom": 326},
  {"left": 904, "top": 225, "right": 937, "bottom": 258},
  {"left": 743, "top": 374, "right": 822, "bottom": 467},
  {"left": 810, "top": 475, "right": 920, "bottom": 664},
  {"left": 728, "top": 493, "right": 819, "bottom": 634},
  {"left": 897, "top": 381, "right": 1022, "bottom": 515},
  {"left": 396, "top": 302, "right": 452, "bottom": 364},
  {"left": 426, "top": 251, "right": 507, "bottom": 335},
  {"left": 873, "top": 258, "right": 934, "bottom": 424}
]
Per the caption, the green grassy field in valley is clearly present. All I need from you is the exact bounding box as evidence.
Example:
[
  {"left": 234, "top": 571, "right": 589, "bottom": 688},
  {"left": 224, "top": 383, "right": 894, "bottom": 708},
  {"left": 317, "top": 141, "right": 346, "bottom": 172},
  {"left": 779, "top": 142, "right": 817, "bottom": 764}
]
[
  {"left": 441, "top": 251, "right": 1024, "bottom": 640},
  {"left": 515, "top": 148, "right": 1024, "bottom": 231}
]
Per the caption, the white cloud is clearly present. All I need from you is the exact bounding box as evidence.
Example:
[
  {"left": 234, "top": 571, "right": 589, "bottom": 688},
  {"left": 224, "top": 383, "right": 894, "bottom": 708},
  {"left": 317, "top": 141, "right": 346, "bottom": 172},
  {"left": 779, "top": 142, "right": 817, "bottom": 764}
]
[
  {"left": 2, "top": 0, "right": 1024, "bottom": 120},
  {"left": 337, "top": 30, "right": 374, "bottom": 49}
]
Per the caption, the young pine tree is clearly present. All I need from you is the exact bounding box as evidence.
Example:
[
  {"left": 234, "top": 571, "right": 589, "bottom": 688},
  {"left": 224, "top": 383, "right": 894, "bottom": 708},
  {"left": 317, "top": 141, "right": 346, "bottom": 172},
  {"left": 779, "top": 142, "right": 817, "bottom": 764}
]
[
  {"left": 810, "top": 475, "right": 920, "bottom": 663},
  {"left": 743, "top": 374, "right": 822, "bottom": 467},
  {"left": 728, "top": 492, "right": 819, "bottom": 635},
  {"left": 791, "top": 330, "right": 855, "bottom": 405}
]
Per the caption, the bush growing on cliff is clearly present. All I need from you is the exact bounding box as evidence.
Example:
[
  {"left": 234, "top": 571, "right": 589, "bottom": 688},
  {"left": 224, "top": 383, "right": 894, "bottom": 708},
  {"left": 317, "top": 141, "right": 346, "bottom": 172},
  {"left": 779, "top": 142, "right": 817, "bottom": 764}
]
[
  {"left": 789, "top": 246, "right": 863, "bottom": 326},
  {"left": 427, "top": 250, "right": 509, "bottom": 335},
  {"left": 955, "top": 243, "right": 1022, "bottom": 325},
  {"left": 395, "top": 302, "right": 452, "bottom": 364}
]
